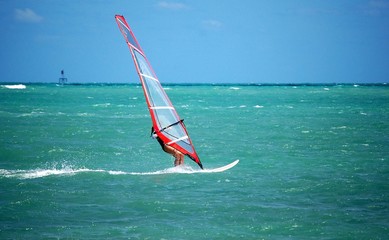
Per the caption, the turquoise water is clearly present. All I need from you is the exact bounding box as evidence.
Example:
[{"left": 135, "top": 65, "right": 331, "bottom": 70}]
[{"left": 1, "top": 83, "right": 388, "bottom": 239}]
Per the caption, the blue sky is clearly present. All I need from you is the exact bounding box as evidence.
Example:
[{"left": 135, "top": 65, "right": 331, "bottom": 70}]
[{"left": 0, "top": 0, "right": 388, "bottom": 84}]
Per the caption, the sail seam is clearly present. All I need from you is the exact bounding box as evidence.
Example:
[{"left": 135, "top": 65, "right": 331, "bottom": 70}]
[
  {"left": 150, "top": 106, "right": 174, "bottom": 110},
  {"left": 166, "top": 136, "right": 188, "bottom": 145},
  {"left": 140, "top": 73, "right": 158, "bottom": 82}
]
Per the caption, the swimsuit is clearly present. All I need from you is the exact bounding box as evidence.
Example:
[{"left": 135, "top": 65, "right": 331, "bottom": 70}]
[
  {"left": 156, "top": 136, "right": 166, "bottom": 151},
  {"left": 152, "top": 126, "right": 167, "bottom": 151}
]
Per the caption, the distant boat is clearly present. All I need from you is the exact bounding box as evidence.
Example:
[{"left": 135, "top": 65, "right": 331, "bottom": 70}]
[{"left": 115, "top": 15, "right": 203, "bottom": 169}]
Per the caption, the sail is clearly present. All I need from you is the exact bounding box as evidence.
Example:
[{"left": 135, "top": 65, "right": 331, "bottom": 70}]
[{"left": 115, "top": 15, "right": 203, "bottom": 169}]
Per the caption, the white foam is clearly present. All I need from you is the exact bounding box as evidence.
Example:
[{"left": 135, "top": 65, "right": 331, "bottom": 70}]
[
  {"left": 331, "top": 126, "right": 347, "bottom": 129},
  {"left": 0, "top": 165, "right": 223, "bottom": 179},
  {"left": 107, "top": 170, "right": 128, "bottom": 175},
  {"left": 0, "top": 167, "right": 105, "bottom": 179},
  {"left": 93, "top": 103, "right": 111, "bottom": 107},
  {"left": 130, "top": 165, "right": 200, "bottom": 175},
  {"left": 2, "top": 84, "right": 26, "bottom": 89}
]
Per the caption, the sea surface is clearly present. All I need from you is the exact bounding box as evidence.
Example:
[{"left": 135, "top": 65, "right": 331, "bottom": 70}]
[{"left": 0, "top": 83, "right": 388, "bottom": 239}]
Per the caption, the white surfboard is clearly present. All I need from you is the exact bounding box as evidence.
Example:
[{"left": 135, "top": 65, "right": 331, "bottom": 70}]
[{"left": 203, "top": 160, "right": 239, "bottom": 173}]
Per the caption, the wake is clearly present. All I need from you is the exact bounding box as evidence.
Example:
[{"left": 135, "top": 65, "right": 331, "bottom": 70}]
[{"left": 0, "top": 165, "right": 207, "bottom": 179}]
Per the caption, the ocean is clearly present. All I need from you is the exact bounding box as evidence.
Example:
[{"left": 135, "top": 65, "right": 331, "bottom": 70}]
[{"left": 0, "top": 83, "right": 388, "bottom": 239}]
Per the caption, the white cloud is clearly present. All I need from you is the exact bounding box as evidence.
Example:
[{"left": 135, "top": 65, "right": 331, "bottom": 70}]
[
  {"left": 361, "top": 0, "right": 389, "bottom": 16},
  {"left": 14, "top": 8, "right": 43, "bottom": 23},
  {"left": 369, "top": 0, "right": 389, "bottom": 9},
  {"left": 157, "top": 1, "right": 188, "bottom": 10},
  {"left": 202, "top": 20, "right": 223, "bottom": 30}
]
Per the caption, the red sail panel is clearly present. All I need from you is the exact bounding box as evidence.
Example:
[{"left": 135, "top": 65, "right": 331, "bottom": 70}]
[{"left": 115, "top": 15, "right": 203, "bottom": 169}]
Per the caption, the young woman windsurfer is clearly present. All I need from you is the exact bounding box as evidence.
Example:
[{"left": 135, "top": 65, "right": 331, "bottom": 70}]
[{"left": 151, "top": 127, "right": 184, "bottom": 166}]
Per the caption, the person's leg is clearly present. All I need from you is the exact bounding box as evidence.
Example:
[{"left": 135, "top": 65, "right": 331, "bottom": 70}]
[
  {"left": 174, "top": 152, "right": 184, "bottom": 166},
  {"left": 162, "top": 145, "right": 175, "bottom": 155},
  {"left": 163, "top": 145, "right": 184, "bottom": 166}
]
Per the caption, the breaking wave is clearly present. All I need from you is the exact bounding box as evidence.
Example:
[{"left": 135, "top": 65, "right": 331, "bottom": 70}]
[{"left": 2, "top": 84, "right": 26, "bottom": 89}]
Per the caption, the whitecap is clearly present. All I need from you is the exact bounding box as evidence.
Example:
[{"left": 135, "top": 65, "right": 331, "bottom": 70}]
[
  {"left": 93, "top": 103, "right": 111, "bottom": 107},
  {"left": 331, "top": 126, "right": 347, "bottom": 129},
  {"left": 253, "top": 105, "right": 264, "bottom": 108},
  {"left": 2, "top": 84, "right": 26, "bottom": 89}
]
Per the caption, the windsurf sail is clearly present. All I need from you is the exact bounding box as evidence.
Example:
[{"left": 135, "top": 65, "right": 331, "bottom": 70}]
[{"left": 115, "top": 15, "right": 203, "bottom": 169}]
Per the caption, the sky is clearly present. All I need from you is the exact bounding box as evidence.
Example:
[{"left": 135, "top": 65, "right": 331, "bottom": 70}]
[{"left": 0, "top": 0, "right": 388, "bottom": 84}]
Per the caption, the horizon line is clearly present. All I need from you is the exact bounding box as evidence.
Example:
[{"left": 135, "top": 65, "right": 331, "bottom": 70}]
[{"left": 1, "top": 82, "right": 388, "bottom": 87}]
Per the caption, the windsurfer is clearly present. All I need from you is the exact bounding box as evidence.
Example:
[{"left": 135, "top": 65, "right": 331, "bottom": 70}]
[{"left": 151, "top": 127, "right": 184, "bottom": 166}]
